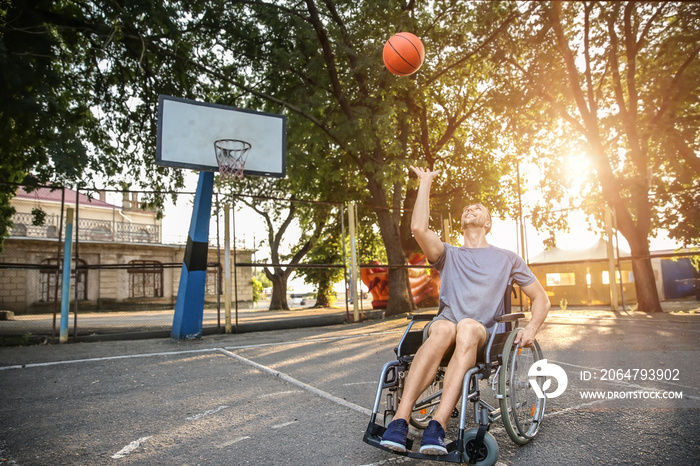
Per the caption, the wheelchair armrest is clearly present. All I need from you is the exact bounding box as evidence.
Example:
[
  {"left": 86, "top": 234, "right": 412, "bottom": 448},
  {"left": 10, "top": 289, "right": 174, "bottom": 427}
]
[
  {"left": 409, "top": 313, "right": 437, "bottom": 321},
  {"left": 495, "top": 313, "right": 525, "bottom": 323}
]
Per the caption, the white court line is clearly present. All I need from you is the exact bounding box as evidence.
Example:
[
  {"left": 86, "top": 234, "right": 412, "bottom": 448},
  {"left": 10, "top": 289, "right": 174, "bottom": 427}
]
[
  {"left": 218, "top": 436, "right": 251, "bottom": 448},
  {"left": 258, "top": 390, "right": 302, "bottom": 398},
  {"left": 272, "top": 420, "right": 298, "bottom": 429},
  {"left": 111, "top": 436, "right": 151, "bottom": 459},
  {"left": 223, "top": 330, "right": 402, "bottom": 352},
  {"left": 186, "top": 405, "right": 228, "bottom": 421},
  {"left": 0, "top": 348, "right": 218, "bottom": 371},
  {"left": 0, "top": 331, "right": 402, "bottom": 372},
  {"left": 217, "top": 348, "right": 372, "bottom": 417}
]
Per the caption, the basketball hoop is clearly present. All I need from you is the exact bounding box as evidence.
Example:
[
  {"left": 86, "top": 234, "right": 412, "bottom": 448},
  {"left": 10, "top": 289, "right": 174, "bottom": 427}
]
[{"left": 214, "top": 139, "right": 252, "bottom": 181}]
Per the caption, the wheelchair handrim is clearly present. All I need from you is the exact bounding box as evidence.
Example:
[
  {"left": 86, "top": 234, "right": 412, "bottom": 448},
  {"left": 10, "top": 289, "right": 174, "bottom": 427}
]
[
  {"left": 512, "top": 339, "right": 545, "bottom": 439},
  {"left": 499, "top": 328, "right": 546, "bottom": 444}
]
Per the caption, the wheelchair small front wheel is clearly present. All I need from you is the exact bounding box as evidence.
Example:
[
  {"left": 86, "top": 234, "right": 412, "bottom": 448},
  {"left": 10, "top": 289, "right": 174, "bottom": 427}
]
[
  {"left": 499, "top": 327, "right": 546, "bottom": 445},
  {"left": 462, "top": 428, "right": 498, "bottom": 466}
]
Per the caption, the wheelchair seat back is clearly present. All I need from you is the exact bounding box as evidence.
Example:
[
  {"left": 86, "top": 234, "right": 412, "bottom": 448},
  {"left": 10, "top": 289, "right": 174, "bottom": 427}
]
[{"left": 395, "top": 328, "right": 425, "bottom": 359}]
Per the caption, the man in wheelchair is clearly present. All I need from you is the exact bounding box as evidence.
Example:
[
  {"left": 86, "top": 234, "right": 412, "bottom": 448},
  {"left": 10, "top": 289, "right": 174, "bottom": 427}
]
[{"left": 379, "top": 166, "right": 550, "bottom": 456}]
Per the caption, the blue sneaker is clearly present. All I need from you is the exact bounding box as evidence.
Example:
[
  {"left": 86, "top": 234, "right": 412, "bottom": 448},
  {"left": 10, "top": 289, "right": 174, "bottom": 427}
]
[
  {"left": 380, "top": 418, "right": 409, "bottom": 453},
  {"left": 419, "top": 420, "right": 447, "bottom": 455}
]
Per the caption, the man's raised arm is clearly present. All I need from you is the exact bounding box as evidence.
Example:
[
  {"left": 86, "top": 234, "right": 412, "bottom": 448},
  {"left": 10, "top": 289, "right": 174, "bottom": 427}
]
[{"left": 410, "top": 166, "right": 444, "bottom": 263}]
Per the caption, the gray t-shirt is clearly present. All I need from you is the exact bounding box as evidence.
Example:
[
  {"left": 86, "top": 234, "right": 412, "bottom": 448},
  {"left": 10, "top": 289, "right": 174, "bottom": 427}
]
[{"left": 430, "top": 243, "right": 536, "bottom": 332}]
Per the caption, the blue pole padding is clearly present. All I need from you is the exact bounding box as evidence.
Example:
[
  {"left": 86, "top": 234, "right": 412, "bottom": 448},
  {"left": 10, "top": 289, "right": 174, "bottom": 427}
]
[
  {"left": 171, "top": 171, "right": 214, "bottom": 340},
  {"left": 60, "top": 208, "right": 74, "bottom": 343}
]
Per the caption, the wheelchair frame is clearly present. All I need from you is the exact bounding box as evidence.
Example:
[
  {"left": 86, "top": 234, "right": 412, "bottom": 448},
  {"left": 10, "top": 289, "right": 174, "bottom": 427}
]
[{"left": 362, "top": 282, "right": 546, "bottom": 465}]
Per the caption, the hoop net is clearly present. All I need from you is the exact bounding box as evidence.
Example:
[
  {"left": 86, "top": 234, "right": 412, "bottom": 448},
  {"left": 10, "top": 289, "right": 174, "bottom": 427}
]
[{"left": 214, "top": 139, "right": 252, "bottom": 181}]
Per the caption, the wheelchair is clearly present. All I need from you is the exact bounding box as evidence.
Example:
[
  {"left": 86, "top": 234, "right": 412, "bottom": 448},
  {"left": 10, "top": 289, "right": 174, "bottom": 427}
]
[{"left": 363, "top": 282, "right": 546, "bottom": 465}]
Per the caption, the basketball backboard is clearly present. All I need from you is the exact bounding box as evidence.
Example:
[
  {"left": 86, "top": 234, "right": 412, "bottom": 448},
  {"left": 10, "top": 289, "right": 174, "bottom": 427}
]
[{"left": 156, "top": 95, "right": 286, "bottom": 178}]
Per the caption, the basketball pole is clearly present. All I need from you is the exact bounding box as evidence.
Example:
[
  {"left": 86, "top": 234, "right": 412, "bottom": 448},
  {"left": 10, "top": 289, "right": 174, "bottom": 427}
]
[
  {"left": 231, "top": 200, "right": 239, "bottom": 334},
  {"left": 224, "top": 203, "right": 232, "bottom": 333},
  {"left": 59, "top": 208, "right": 74, "bottom": 344},
  {"left": 171, "top": 171, "right": 214, "bottom": 340}
]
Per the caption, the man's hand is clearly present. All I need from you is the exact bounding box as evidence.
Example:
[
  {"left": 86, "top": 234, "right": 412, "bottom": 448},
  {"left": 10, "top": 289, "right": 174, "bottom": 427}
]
[
  {"left": 410, "top": 165, "right": 441, "bottom": 181},
  {"left": 513, "top": 325, "right": 537, "bottom": 348},
  {"left": 515, "top": 280, "right": 550, "bottom": 348}
]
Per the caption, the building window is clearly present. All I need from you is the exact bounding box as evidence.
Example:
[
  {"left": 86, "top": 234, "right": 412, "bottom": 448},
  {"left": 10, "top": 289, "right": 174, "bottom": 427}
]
[
  {"left": 39, "top": 258, "right": 88, "bottom": 302},
  {"left": 603, "top": 270, "right": 634, "bottom": 284},
  {"left": 546, "top": 272, "right": 576, "bottom": 287},
  {"left": 128, "top": 260, "right": 163, "bottom": 298}
]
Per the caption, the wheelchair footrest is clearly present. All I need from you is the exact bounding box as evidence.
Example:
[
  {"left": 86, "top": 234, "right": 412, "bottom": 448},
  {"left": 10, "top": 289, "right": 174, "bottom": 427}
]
[
  {"left": 363, "top": 422, "right": 415, "bottom": 452},
  {"left": 363, "top": 421, "right": 464, "bottom": 463}
]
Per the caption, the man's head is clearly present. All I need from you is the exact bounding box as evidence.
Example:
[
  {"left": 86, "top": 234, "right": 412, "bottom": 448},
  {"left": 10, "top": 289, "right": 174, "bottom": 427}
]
[{"left": 461, "top": 203, "right": 492, "bottom": 234}]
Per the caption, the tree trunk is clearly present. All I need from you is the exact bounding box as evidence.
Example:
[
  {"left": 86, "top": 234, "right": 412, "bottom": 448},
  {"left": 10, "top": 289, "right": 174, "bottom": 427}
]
[
  {"left": 624, "top": 230, "right": 662, "bottom": 313},
  {"left": 630, "top": 256, "right": 662, "bottom": 313},
  {"left": 367, "top": 176, "right": 414, "bottom": 317},
  {"left": 609, "top": 191, "right": 662, "bottom": 313},
  {"left": 314, "top": 275, "right": 334, "bottom": 308},
  {"left": 268, "top": 269, "right": 289, "bottom": 310}
]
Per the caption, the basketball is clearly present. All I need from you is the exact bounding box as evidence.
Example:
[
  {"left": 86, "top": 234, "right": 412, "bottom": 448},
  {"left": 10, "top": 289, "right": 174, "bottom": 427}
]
[{"left": 383, "top": 32, "right": 425, "bottom": 76}]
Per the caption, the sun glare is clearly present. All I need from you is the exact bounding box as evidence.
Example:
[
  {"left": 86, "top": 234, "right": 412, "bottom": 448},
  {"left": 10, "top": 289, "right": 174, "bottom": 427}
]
[{"left": 564, "top": 151, "right": 592, "bottom": 198}]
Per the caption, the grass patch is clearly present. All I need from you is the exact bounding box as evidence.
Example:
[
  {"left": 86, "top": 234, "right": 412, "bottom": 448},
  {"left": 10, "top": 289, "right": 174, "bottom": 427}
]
[{"left": 0, "top": 333, "right": 33, "bottom": 347}]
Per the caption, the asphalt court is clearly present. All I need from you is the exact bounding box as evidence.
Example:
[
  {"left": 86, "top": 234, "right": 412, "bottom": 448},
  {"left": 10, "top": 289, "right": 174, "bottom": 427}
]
[{"left": 1, "top": 310, "right": 699, "bottom": 465}]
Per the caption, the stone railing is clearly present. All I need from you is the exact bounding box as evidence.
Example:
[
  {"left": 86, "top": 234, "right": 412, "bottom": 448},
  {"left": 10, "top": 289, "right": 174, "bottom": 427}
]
[{"left": 9, "top": 213, "right": 161, "bottom": 244}]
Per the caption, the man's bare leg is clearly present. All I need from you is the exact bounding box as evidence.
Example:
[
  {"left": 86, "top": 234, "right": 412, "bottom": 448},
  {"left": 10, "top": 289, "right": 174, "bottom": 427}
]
[
  {"left": 430, "top": 318, "right": 487, "bottom": 428},
  {"left": 380, "top": 319, "right": 457, "bottom": 452},
  {"left": 393, "top": 319, "right": 457, "bottom": 421}
]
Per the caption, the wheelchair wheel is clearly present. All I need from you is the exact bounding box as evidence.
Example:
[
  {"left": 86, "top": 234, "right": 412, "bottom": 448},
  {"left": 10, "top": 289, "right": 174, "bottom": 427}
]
[
  {"left": 498, "top": 327, "right": 546, "bottom": 445},
  {"left": 462, "top": 428, "right": 499, "bottom": 466},
  {"left": 410, "top": 374, "right": 442, "bottom": 429}
]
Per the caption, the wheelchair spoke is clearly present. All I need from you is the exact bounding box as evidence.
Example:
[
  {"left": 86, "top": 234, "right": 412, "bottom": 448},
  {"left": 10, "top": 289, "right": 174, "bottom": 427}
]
[{"left": 499, "top": 328, "right": 546, "bottom": 445}]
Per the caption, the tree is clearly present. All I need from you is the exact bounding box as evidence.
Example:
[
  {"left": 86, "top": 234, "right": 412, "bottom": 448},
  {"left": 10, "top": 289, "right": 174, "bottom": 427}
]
[
  {"left": 0, "top": 0, "right": 199, "bottom": 249},
  {"left": 492, "top": 2, "right": 699, "bottom": 312},
  {"left": 198, "top": 0, "right": 519, "bottom": 316},
  {"left": 221, "top": 174, "right": 333, "bottom": 310},
  {"left": 0, "top": 1, "right": 536, "bottom": 314},
  {"left": 12, "top": 1, "right": 694, "bottom": 317},
  {"left": 297, "top": 221, "right": 344, "bottom": 308}
]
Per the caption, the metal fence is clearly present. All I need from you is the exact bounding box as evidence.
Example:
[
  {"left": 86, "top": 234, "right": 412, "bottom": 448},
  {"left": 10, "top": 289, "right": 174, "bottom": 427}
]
[
  {"left": 0, "top": 262, "right": 218, "bottom": 342},
  {"left": 0, "top": 185, "right": 359, "bottom": 345},
  {"left": 3, "top": 184, "right": 697, "bottom": 346},
  {"left": 0, "top": 259, "right": 353, "bottom": 345}
]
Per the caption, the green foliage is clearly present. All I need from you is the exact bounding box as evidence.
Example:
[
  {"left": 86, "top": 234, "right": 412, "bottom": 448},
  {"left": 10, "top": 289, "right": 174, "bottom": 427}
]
[
  {"left": 296, "top": 217, "right": 345, "bottom": 306},
  {"left": 256, "top": 270, "right": 273, "bottom": 289},
  {"left": 251, "top": 276, "right": 264, "bottom": 303},
  {"left": 31, "top": 208, "right": 46, "bottom": 227},
  {"left": 0, "top": 0, "right": 190, "bottom": 249},
  {"left": 3, "top": 0, "right": 696, "bottom": 307},
  {"left": 490, "top": 2, "right": 700, "bottom": 249},
  {"left": 487, "top": 2, "right": 700, "bottom": 311},
  {"left": 0, "top": 332, "right": 32, "bottom": 347}
]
